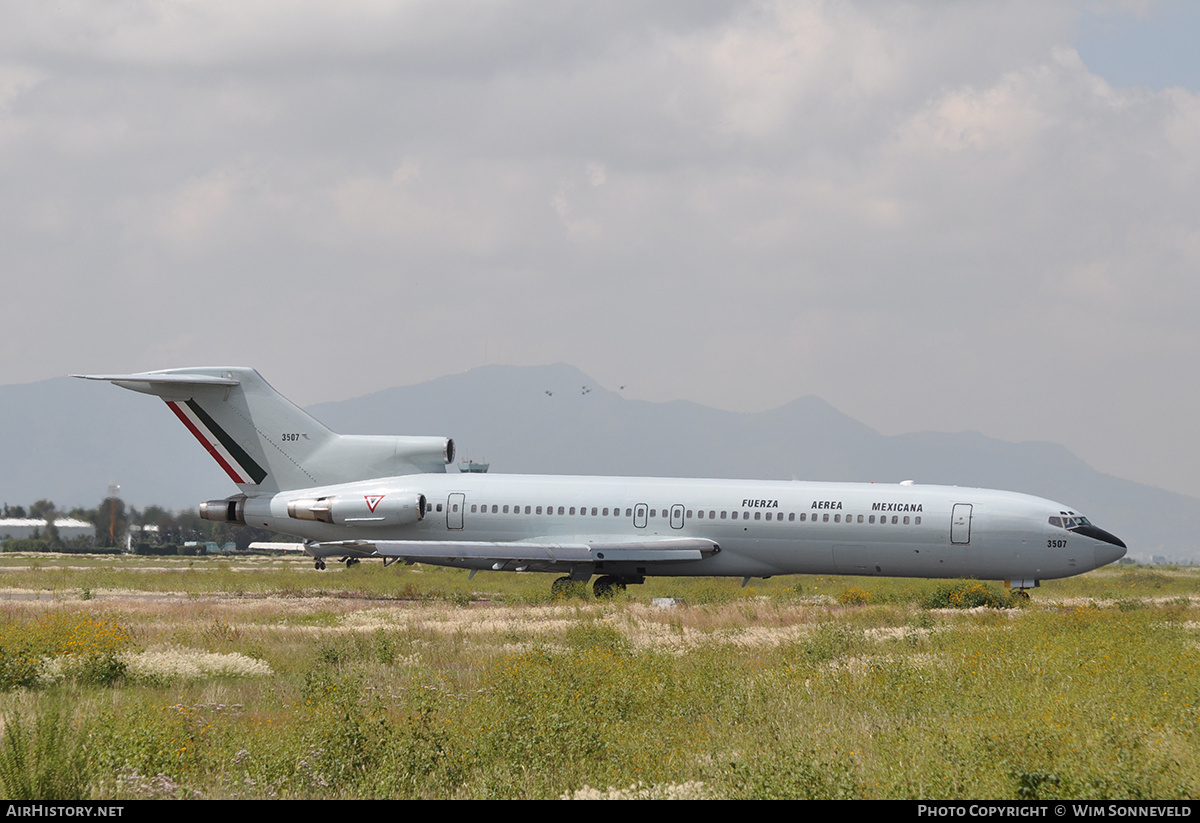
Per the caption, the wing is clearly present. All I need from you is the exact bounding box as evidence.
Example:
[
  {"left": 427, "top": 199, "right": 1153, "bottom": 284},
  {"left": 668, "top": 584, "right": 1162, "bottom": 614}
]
[{"left": 309, "top": 536, "right": 720, "bottom": 573}]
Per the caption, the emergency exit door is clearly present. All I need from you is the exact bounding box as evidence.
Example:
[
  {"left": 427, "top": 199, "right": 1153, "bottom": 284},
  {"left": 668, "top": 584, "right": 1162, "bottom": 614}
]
[{"left": 951, "top": 503, "right": 972, "bottom": 545}]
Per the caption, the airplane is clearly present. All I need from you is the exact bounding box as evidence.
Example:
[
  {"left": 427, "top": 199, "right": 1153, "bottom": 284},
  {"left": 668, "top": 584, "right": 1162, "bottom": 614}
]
[{"left": 75, "top": 367, "right": 1127, "bottom": 598}]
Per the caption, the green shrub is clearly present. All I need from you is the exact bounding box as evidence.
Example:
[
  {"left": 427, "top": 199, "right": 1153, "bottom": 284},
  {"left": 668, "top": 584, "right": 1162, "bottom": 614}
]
[
  {"left": 922, "top": 581, "right": 1015, "bottom": 609},
  {"left": 0, "top": 612, "right": 134, "bottom": 690},
  {"left": 723, "top": 746, "right": 861, "bottom": 799},
  {"left": 838, "top": 587, "right": 871, "bottom": 606}
]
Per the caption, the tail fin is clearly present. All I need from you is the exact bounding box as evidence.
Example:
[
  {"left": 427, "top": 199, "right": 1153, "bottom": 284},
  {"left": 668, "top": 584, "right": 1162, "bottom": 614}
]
[{"left": 75, "top": 367, "right": 454, "bottom": 492}]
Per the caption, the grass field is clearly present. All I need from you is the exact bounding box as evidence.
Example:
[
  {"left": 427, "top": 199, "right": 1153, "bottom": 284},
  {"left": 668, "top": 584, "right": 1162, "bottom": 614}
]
[{"left": 0, "top": 554, "right": 1196, "bottom": 799}]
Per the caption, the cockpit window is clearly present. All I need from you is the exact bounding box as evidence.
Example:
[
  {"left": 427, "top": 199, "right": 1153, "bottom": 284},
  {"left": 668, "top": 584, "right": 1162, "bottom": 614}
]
[{"left": 1052, "top": 513, "right": 1093, "bottom": 529}]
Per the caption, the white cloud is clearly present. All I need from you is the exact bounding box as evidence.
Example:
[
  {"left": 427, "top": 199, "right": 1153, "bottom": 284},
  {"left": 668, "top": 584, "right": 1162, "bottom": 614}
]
[
  {"left": 157, "top": 172, "right": 237, "bottom": 248},
  {"left": 1, "top": 1, "right": 1199, "bottom": 498}
]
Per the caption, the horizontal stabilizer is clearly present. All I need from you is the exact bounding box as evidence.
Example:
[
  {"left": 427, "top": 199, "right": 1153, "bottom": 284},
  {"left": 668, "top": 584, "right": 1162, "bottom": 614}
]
[{"left": 73, "top": 372, "right": 240, "bottom": 388}]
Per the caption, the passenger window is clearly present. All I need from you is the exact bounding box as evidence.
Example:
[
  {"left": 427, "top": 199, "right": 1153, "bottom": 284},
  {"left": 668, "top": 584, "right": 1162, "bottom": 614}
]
[
  {"left": 720, "top": 511, "right": 727, "bottom": 520},
  {"left": 834, "top": 514, "right": 840, "bottom": 523},
  {"left": 789, "top": 513, "right": 795, "bottom": 522},
  {"left": 558, "top": 506, "right": 565, "bottom": 515},
  {"left": 471, "top": 504, "right": 478, "bottom": 513},
  {"left": 754, "top": 512, "right": 761, "bottom": 520},
  {"left": 915, "top": 516, "right": 922, "bottom": 525}
]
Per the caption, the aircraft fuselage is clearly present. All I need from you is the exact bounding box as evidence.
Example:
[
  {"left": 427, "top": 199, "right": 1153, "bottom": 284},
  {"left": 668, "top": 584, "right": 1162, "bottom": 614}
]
[
  {"left": 241, "top": 473, "right": 1126, "bottom": 584},
  {"left": 76, "top": 367, "right": 1127, "bottom": 591}
]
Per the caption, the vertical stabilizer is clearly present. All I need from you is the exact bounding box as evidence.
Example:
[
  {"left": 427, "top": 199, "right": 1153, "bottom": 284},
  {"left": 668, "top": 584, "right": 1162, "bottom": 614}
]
[{"left": 75, "top": 368, "right": 453, "bottom": 492}]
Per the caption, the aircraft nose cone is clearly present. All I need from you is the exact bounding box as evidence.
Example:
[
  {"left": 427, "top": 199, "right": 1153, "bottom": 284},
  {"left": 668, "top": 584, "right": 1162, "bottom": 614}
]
[
  {"left": 1073, "top": 524, "right": 1126, "bottom": 567},
  {"left": 1096, "top": 542, "right": 1126, "bottom": 567}
]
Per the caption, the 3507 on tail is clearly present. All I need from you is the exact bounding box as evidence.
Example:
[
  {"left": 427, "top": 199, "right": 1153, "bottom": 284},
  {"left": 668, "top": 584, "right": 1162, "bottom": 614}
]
[{"left": 77, "top": 368, "right": 1127, "bottom": 598}]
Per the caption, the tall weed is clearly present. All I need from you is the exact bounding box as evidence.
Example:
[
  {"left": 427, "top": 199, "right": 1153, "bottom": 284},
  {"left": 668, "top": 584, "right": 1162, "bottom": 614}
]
[{"left": 0, "top": 700, "right": 91, "bottom": 799}]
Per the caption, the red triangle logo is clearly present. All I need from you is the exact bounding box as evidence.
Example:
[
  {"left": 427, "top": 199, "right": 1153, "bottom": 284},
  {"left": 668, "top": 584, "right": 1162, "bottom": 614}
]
[{"left": 364, "top": 494, "right": 385, "bottom": 512}]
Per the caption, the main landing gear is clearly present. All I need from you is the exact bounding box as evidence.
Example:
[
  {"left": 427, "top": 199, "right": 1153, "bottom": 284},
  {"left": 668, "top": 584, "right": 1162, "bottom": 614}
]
[
  {"left": 313, "top": 557, "right": 360, "bottom": 571},
  {"left": 550, "top": 575, "right": 637, "bottom": 599},
  {"left": 592, "top": 575, "right": 627, "bottom": 599}
]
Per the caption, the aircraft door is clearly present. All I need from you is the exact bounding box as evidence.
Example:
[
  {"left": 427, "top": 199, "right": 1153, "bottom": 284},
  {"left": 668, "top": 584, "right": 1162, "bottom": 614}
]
[
  {"left": 448, "top": 493, "right": 464, "bottom": 530},
  {"left": 670, "top": 504, "right": 684, "bottom": 529},
  {"left": 634, "top": 503, "right": 648, "bottom": 529},
  {"left": 951, "top": 503, "right": 972, "bottom": 545}
]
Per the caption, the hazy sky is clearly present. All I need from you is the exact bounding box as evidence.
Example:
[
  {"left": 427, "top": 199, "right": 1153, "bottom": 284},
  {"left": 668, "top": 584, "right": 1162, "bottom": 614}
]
[{"left": 3, "top": 1, "right": 1199, "bottom": 499}]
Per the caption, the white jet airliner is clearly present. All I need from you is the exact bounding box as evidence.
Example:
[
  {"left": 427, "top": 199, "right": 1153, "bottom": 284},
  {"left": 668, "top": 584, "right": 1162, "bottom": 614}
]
[{"left": 77, "top": 367, "right": 1127, "bottom": 597}]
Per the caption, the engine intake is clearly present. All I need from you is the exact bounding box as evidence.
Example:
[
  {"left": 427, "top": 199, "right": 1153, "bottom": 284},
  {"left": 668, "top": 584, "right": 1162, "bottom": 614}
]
[{"left": 287, "top": 493, "right": 427, "bottom": 527}]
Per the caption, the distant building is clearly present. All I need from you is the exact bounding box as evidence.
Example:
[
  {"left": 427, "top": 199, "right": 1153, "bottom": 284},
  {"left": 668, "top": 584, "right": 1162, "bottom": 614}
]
[
  {"left": 0, "top": 518, "right": 93, "bottom": 541},
  {"left": 126, "top": 524, "right": 160, "bottom": 550},
  {"left": 184, "top": 541, "right": 234, "bottom": 554}
]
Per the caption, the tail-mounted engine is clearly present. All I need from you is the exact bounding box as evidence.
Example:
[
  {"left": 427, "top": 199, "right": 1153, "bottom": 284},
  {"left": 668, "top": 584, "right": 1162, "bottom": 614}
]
[
  {"left": 199, "top": 494, "right": 247, "bottom": 525},
  {"left": 287, "top": 493, "right": 427, "bottom": 527}
]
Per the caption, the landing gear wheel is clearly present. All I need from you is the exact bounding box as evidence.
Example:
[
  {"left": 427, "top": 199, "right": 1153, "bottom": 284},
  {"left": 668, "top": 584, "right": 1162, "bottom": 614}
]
[
  {"left": 593, "top": 575, "right": 626, "bottom": 599},
  {"left": 315, "top": 560, "right": 326, "bottom": 570},
  {"left": 1016, "top": 589, "right": 1031, "bottom": 601},
  {"left": 551, "top": 576, "right": 574, "bottom": 597}
]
